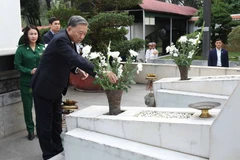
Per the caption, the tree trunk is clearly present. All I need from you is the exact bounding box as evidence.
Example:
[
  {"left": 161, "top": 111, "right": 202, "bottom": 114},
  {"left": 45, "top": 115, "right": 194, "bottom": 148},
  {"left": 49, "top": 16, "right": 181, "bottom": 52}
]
[{"left": 46, "top": 0, "right": 51, "bottom": 10}]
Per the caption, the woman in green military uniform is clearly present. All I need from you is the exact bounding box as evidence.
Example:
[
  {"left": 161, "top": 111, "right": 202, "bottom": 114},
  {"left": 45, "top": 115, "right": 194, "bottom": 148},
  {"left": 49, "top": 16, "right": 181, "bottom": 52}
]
[{"left": 14, "top": 25, "right": 45, "bottom": 140}]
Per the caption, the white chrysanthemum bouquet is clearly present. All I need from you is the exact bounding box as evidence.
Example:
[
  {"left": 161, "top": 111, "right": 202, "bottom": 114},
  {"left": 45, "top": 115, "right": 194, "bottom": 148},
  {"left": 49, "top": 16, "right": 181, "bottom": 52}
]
[
  {"left": 82, "top": 42, "right": 143, "bottom": 91},
  {"left": 166, "top": 23, "right": 204, "bottom": 67}
]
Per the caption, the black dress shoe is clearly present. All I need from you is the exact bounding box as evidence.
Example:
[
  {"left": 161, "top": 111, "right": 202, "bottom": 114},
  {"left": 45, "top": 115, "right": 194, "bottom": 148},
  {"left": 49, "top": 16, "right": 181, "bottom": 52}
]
[{"left": 28, "top": 132, "right": 35, "bottom": 140}]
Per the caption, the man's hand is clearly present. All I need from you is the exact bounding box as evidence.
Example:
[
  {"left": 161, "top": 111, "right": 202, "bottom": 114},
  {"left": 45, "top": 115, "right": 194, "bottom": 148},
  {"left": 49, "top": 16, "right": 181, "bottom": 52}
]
[
  {"left": 105, "top": 71, "right": 118, "bottom": 84},
  {"left": 31, "top": 68, "right": 37, "bottom": 75},
  {"left": 76, "top": 68, "right": 89, "bottom": 80}
]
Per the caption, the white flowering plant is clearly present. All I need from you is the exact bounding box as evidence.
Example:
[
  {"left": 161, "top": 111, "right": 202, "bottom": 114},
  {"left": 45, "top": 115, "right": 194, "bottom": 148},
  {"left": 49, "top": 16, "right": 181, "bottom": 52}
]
[
  {"left": 166, "top": 24, "right": 204, "bottom": 67},
  {"left": 82, "top": 42, "right": 143, "bottom": 91}
]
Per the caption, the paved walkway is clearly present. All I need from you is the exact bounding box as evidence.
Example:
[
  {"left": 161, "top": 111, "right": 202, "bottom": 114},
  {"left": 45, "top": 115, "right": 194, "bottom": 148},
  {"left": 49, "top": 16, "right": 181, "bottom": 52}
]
[{"left": 0, "top": 84, "right": 149, "bottom": 160}]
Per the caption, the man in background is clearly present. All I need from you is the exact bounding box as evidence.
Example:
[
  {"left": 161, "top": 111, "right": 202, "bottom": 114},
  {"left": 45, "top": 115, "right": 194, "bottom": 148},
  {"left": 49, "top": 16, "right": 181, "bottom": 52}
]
[
  {"left": 42, "top": 17, "right": 61, "bottom": 44},
  {"left": 208, "top": 38, "right": 229, "bottom": 67}
]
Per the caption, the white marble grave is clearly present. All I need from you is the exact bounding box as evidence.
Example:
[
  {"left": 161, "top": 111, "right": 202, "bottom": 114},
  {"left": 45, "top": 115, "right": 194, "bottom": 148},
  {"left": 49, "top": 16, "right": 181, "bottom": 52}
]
[
  {"left": 62, "top": 80, "right": 240, "bottom": 160},
  {"left": 64, "top": 106, "right": 220, "bottom": 159}
]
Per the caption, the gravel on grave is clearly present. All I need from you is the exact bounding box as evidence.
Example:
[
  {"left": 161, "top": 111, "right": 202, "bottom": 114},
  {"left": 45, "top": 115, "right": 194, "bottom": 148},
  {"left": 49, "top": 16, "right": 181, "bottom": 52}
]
[{"left": 134, "top": 110, "right": 193, "bottom": 119}]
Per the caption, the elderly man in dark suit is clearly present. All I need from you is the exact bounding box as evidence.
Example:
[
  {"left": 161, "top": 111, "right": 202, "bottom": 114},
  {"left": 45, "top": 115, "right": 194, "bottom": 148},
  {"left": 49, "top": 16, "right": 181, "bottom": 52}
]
[
  {"left": 208, "top": 38, "right": 229, "bottom": 67},
  {"left": 31, "top": 15, "right": 117, "bottom": 160},
  {"left": 42, "top": 17, "right": 61, "bottom": 44}
]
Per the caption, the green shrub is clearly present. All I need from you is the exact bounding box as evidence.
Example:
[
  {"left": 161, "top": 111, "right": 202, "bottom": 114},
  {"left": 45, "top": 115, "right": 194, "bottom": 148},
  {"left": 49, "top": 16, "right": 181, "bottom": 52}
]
[
  {"left": 227, "top": 25, "right": 240, "bottom": 52},
  {"left": 45, "top": 1, "right": 145, "bottom": 59},
  {"left": 111, "top": 38, "right": 145, "bottom": 57},
  {"left": 39, "top": 28, "right": 49, "bottom": 39},
  {"left": 47, "top": 7, "right": 82, "bottom": 28}
]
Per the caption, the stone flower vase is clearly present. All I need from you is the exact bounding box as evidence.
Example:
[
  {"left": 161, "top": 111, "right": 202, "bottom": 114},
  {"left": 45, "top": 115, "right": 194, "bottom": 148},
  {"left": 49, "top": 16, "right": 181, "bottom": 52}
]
[
  {"left": 105, "top": 90, "right": 123, "bottom": 115},
  {"left": 177, "top": 65, "right": 189, "bottom": 80}
]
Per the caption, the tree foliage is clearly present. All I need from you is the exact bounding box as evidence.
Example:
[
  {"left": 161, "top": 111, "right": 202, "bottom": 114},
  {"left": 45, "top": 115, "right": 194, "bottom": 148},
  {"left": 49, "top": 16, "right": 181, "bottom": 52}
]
[
  {"left": 45, "top": 0, "right": 51, "bottom": 10},
  {"left": 46, "top": 0, "right": 145, "bottom": 57},
  {"left": 182, "top": 0, "right": 203, "bottom": 9},
  {"left": 223, "top": 0, "right": 240, "bottom": 14},
  {"left": 84, "top": 12, "right": 135, "bottom": 51},
  {"left": 227, "top": 25, "right": 240, "bottom": 52},
  {"left": 71, "top": 0, "right": 145, "bottom": 56},
  {"left": 195, "top": 0, "right": 232, "bottom": 47},
  {"left": 73, "top": 0, "right": 142, "bottom": 11},
  {"left": 20, "top": 0, "right": 41, "bottom": 26},
  {"left": 47, "top": 6, "right": 82, "bottom": 28}
]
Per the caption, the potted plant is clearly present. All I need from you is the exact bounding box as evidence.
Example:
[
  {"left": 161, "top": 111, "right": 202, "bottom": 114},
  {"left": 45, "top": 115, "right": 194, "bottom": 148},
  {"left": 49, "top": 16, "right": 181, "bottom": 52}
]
[
  {"left": 166, "top": 24, "right": 204, "bottom": 80},
  {"left": 82, "top": 42, "right": 143, "bottom": 115}
]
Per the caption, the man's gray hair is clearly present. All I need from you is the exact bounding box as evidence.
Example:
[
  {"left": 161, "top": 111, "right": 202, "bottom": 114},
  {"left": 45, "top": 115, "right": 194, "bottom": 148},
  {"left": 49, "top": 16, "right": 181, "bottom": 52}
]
[{"left": 67, "top": 15, "right": 88, "bottom": 27}]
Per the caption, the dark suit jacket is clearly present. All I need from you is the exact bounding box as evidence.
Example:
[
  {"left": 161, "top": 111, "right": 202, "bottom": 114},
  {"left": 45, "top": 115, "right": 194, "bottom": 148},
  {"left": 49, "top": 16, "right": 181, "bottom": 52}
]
[
  {"left": 31, "top": 30, "right": 96, "bottom": 100},
  {"left": 42, "top": 30, "right": 54, "bottom": 44},
  {"left": 208, "top": 48, "right": 229, "bottom": 67}
]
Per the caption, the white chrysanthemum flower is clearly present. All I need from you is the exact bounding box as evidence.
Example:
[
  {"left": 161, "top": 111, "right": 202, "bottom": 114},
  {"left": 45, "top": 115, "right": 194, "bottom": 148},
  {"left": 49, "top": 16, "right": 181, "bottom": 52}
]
[
  {"left": 109, "top": 51, "right": 120, "bottom": 59},
  {"left": 82, "top": 45, "right": 92, "bottom": 54},
  {"left": 82, "top": 52, "right": 88, "bottom": 58},
  {"left": 166, "top": 44, "right": 178, "bottom": 55},
  {"left": 101, "top": 60, "right": 108, "bottom": 67},
  {"left": 188, "top": 38, "right": 198, "bottom": 45},
  {"left": 170, "top": 45, "right": 176, "bottom": 51},
  {"left": 129, "top": 49, "right": 138, "bottom": 57},
  {"left": 117, "top": 65, "right": 123, "bottom": 78},
  {"left": 137, "top": 63, "right": 143, "bottom": 74},
  {"left": 173, "top": 53, "right": 178, "bottom": 57},
  {"left": 89, "top": 52, "right": 100, "bottom": 60},
  {"left": 178, "top": 36, "right": 187, "bottom": 43},
  {"left": 188, "top": 50, "right": 195, "bottom": 58},
  {"left": 117, "top": 57, "right": 122, "bottom": 63},
  {"left": 166, "top": 46, "right": 171, "bottom": 53}
]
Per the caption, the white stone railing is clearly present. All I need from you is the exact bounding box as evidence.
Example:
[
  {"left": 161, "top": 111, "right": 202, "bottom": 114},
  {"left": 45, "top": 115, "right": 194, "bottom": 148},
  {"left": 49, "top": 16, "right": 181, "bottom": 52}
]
[{"left": 134, "top": 63, "right": 240, "bottom": 84}]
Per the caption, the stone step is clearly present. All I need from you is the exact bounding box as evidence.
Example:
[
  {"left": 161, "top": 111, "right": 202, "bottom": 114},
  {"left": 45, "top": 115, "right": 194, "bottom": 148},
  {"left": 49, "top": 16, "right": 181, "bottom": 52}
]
[
  {"left": 64, "top": 128, "right": 208, "bottom": 160},
  {"left": 156, "top": 89, "right": 228, "bottom": 108}
]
